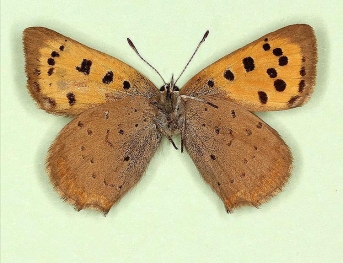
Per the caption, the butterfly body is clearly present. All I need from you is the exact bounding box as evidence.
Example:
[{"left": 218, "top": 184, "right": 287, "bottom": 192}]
[{"left": 23, "top": 25, "right": 317, "bottom": 214}]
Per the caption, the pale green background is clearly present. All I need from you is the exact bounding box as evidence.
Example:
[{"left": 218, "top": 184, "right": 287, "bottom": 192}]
[{"left": 1, "top": 0, "right": 342, "bottom": 262}]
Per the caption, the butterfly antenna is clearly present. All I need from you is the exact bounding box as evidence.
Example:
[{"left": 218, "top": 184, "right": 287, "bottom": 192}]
[
  {"left": 174, "top": 30, "right": 209, "bottom": 85},
  {"left": 127, "top": 38, "right": 166, "bottom": 84}
]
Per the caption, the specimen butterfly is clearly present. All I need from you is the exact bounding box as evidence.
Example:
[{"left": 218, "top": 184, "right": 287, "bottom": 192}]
[{"left": 23, "top": 24, "right": 317, "bottom": 214}]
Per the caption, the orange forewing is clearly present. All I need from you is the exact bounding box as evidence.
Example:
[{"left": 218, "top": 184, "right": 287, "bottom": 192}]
[
  {"left": 23, "top": 27, "right": 158, "bottom": 116},
  {"left": 181, "top": 24, "right": 317, "bottom": 111}
]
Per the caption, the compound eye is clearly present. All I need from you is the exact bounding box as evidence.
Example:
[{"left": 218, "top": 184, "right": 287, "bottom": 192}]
[
  {"left": 160, "top": 84, "right": 170, "bottom": 91},
  {"left": 173, "top": 86, "right": 180, "bottom": 91}
]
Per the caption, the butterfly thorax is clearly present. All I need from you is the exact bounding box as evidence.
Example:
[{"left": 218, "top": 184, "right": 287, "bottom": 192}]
[{"left": 153, "top": 82, "right": 184, "bottom": 140}]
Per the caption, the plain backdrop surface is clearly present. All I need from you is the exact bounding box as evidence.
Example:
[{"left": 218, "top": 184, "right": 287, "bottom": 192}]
[{"left": 1, "top": 1, "right": 343, "bottom": 262}]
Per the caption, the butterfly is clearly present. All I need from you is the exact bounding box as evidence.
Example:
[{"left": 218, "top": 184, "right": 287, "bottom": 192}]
[{"left": 23, "top": 24, "right": 317, "bottom": 214}]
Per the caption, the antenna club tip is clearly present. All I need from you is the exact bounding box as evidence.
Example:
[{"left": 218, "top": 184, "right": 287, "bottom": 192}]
[
  {"left": 127, "top": 38, "right": 135, "bottom": 48},
  {"left": 202, "top": 30, "right": 209, "bottom": 42}
]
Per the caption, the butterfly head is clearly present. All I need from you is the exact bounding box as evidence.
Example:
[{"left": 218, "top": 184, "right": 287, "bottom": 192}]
[{"left": 159, "top": 75, "right": 180, "bottom": 100}]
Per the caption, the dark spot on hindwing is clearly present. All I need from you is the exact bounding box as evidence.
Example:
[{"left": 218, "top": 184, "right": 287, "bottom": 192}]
[
  {"left": 124, "top": 156, "right": 130, "bottom": 161},
  {"left": 242, "top": 57, "right": 255, "bottom": 72},
  {"left": 66, "top": 92, "right": 76, "bottom": 106},
  {"left": 123, "top": 81, "right": 131, "bottom": 89},
  {"left": 207, "top": 101, "right": 218, "bottom": 108},
  {"left": 274, "top": 79, "right": 286, "bottom": 92},
  {"left": 102, "top": 71, "right": 114, "bottom": 84},
  {"left": 231, "top": 110, "right": 236, "bottom": 118},
  {"left": 119, "top": 129, "right": 124, "bottom": 135},
  {"left": 256, "top": 122, "right": 263, "bottom": 129},
  {"left": 76, "top": 59, "right": 92, "bottom": 75},
  {"left": 258, "top": 91, "right": 268, "bottom": 104},
  {"left": 215, "top": 126, "right": 220, "bottom": 134},
  {"left": 210, "top": 154, "right": 216, "bottom": 160},
  {"left": 224, "top": 69, "right": 234, "bottom": 81}
]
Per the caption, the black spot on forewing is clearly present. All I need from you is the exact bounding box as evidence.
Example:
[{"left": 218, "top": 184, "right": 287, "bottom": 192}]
[
  {"left": 263, "top": 43, "right": 270, "bottom": 51},
  {"left": 298, "top": 80, "right": 305, "bottom": 93},
  {"left": 76, "top": 59, "right": 92, "bottom": 75},
  {"left": 258, "top": 91, "right": 268, "bottom": 104},
  {"left": 66, "top": 92, "right": 76, "bottom": 106},
  {"left": 266, "top": 68, "right": 277, "bottom": 78},
  {"left": 47, "top": 58, "right": 55, "bottom": 66},
  {"left": 207, "top": 80, "right": 214, "bottom": 87},
  {"left": 300, "top": 67, "right": 306, "bottom": 76},
  {"left": 59, "top": 45, "right": 65, "bottom": 51},
  {"left": 124, "top": 156, "right": 130, "bottom": 161},
  {"left": 288, "top": 96, "right": 300, "bottom": 106},
  {"left": 51, "top": 51, "right": 60, "bottom": 57},
  {"left": 210, "top": 154, "right": 216, "bottom": 160},
  {"left": 231, "top": 110, "right": 236, "bottom": 118},
  {"left": 47, "top": 68, "right": 54, "bottom": 76},
  {"left": 243, "top": 57, "right": 255, "bottom": 72},
  {"left": 272, "top": 48, "right": 283, "bottom": 56},
  {"left": 278, "top": 56, "right": 288, "bottom": 66},
  {"left": 123, "top": 81, "right": 131, "bottom": 89},
  {"left": 274, "top": 79, "right": 286, "bottom": 92},
  {"left": 224, "top": 69, "right": 234, "bottom": 81},
  {"left": 102, "top": 71, "right": 114, "bottom": 84}
]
